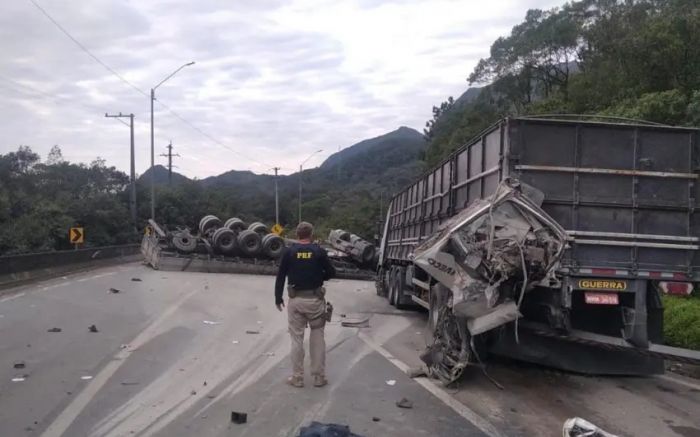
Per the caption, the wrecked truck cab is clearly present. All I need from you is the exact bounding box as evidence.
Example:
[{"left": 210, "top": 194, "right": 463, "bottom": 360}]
[{"left": 413, "top": 180, "right": 568, "bottom": 383}]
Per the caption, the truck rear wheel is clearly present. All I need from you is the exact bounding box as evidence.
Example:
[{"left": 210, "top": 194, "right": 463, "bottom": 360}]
[{"left": 394, "top": 266, "right": 408, "bottom": 309}]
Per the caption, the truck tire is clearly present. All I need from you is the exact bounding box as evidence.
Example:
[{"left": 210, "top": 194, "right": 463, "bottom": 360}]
[
  {"left": 199, "top": 215, "right": 221, "bottom": 236},
  {"left": 393, "top": 266, "right": 409, "bottom": 309},
  {"left": 376, "top": 267, "right": 390, "bottom": 297},
  {"left": 172, "top": 231, "right": 198, "bottom": 253},
  {"left": 262, "top": 233, "right": 285, "bottom": 259},
  {"left": 224, "top": 217, "right": 247, "bottom": 233},
  {"left": 425, "top": 284, "right": 444, "bottom": 346},
  {"left": 248, "top": 222, "right": 268, "bottom": 235},
  {"left": 237, "top": 230, "right": 262, "bottom": 257},
  {"left": 213, "top": 228, "right": 237, "bottom": 254},
  {"left": 337, "top": 230, "right": 351, "bottom": 242}
]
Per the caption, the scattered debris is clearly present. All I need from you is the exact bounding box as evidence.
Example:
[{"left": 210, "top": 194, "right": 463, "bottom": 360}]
[
  {"left": 203, "top": 320, "right": 220, "bottom": 325},
  {"left": 203, "top": 381, "right": 207, "bottom": 386},
  {"left": 88, "top": 324, "right": 99, "bottom": 333},
  {"left": 81, "top": 376, "right": 93, "bottom": 380},
  {"left": 13, "top": 361, "right": 26, "bottom": 369},
  {"left": 204, "top": 285, "right": 209, "bottom": 290},
  {"left": 298, "top": 422, "right": 364, "bottom": 437},
  {"left": 245, "top": 329, "right": 260, "bottom": 334},
  {"left": 12, "top": 376, "right": 27, "bottom": 382},
  {"left": 372, "top": 417, "right": 380, "bottom": 422},
  {"left": 120, "top": 344, "right": 130, "bottom": 349},
  {"left": 385, "top": 380, "right": 396, "bottom": 386},
  {"left": 66, "top": 391, "right": 72, "bottom": 395},
  {"left": 131, "top": 278, "right": 142, "bottom": 282},
  {"left": 563, "top": 417, "right": 618, "bottom": 437},
  {"left": 339, "top": 314, "right": 347, "bottom": 318},
  {"left": 396, "top": 397, "right": 413, "bottom": 409},
  {"left": 263, "top": 352, "right": 275, "bottom": 357},
  {"left": 121, "top": 381, "right": 139, "bottom": 386},
  {"left": 231, "top": 411, "right": 248, "bottom": 424},
  {"left": 47, "top": 327, "right": 62, "bottom": 333},
  {"left": 232, "top": 340, "right": 239, "bottom": 344},
  {"left": 206, "top": 394, "right": 217, "bottom": 399},
  {"left": 109, "top": 288, "right": 121, "bottom": 294},
  {"left": 341, "top": 317, "right": 370, "bottom": 328},
  {"left": 406, "top": 366, "right": 427, "bottom": 378},
  {"left": 190, "top": 390, "right": 197, "bottom": 395}
]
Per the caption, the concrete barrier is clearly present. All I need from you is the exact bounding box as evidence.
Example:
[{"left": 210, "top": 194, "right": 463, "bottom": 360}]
[{"left": 0, "top": 244, "right": 140, "bottom": 290}]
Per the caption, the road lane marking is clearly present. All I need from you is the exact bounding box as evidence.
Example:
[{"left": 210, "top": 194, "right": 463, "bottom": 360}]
[
  {"left": 40, "top": 286, "right": 201, "bottom": 437},
  {"left": 358, "top": 332, "right": 506, "bottom": 437},
  {"left": 0, "top": 292, "right": 25, "bottom": 303}
]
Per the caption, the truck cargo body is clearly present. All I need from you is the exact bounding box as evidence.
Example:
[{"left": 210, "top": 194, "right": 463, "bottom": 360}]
[{"left": 378, "top": 117, "right": 699, "bottom": 375}]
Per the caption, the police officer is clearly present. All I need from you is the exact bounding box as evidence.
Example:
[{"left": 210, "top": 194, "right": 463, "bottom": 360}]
[{"left": 275, "top": 221, "right": 335, "bottom": 388}]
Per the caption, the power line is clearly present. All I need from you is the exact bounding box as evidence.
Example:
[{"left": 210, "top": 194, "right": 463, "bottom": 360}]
[
  {"left": 27, "top": 0, "right": 148, "bottom": 98},
  {"left": 26, "top": 0, "right": 272, "bottom": 169}
]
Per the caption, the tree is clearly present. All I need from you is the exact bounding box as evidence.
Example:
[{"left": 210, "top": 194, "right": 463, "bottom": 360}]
[{"left": 47, "top": 145, "right": 64, "bottom": 165}]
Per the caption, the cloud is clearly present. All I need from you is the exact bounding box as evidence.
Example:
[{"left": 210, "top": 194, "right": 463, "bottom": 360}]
[{"left": 0, "top": 0, "right": 562, "bottom": 178}]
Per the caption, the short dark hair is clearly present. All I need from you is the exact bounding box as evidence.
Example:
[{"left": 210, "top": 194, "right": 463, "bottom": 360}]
[{"left": 296, "top": 222, "right": 313, "bottom": 239}]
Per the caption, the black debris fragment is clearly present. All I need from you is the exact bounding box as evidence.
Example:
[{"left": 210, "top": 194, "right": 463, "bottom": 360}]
[
  {"left": 47, "top": 327, "right": 62, "bottom": 333},
  {"left": 88, "top": 324, "right": 99, "bottom": 333},
  {"left": 372, "top": 417, "right": 380, "bottom": 422},
  {"left": 206, "top": 394, "right": 217, "bottom": 399},
  {"left": 396, "top": 398, "right": 413, "bottom": 409},
  {"left": 121, "top": 381, "right": 139, "bottom": 386},
  {"left": 131, "top": 278, "right": 142, "bottom": 282},
  {"left": 231, "top": 411, "right": 248, "bottom": 424},
  {"left": 109, "top": 288, "right": 120, "bottom": 294},
  {"left": 298, "top": 422, "right": 364, "bottom": 437},
  {"left": 190, "top": 390, "right": 197, "bottom": 395},
  {"left": 13, "top": 362, "right": 26, "bottom": 369},
  {"left": 340, "top": 317, "right": 370, "bottom": 328},
  {"left": 203, "top": 381, "right": 207, "bottom": 386},
  {"left": 245, "top": 330, "right": 260, "bottom": 334}
]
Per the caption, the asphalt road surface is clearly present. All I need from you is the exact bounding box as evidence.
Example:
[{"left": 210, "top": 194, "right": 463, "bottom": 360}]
[{"left": 1, "top": 263, "right": 699, "bottom": 437}]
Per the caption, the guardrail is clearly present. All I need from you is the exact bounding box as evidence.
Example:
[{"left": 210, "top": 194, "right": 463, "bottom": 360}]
[{"left": 0, "top": 244, "right": 140, "bottom": 289}]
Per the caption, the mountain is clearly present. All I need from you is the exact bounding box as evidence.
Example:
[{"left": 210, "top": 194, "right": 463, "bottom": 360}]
[
  {"left": 321, "top": 126, "right": 425, "bottom": 169},
  {"left": 139, "top": 165, "right": 190, "bottom": 185}
]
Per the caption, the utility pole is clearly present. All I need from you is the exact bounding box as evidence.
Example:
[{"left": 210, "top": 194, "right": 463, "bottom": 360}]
[
  {"left": 272, "top": 167, "right": 281, "bottom": 225},
  {"left": 298, "top": 149, "right": 323, "bottom": 225},
  {"left": 105, "top": 112, "right": 137, "bottom": 226},
  {"left": 160, "top": 142, "right": 180, "bottom": 185}
]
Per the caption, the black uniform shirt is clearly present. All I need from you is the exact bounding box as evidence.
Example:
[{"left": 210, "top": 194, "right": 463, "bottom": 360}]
[{"left": 274, "top": 242, "right": 335, "bottom": 305}]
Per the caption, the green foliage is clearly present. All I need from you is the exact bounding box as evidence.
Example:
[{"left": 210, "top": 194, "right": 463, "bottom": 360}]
[
  {"left": 601, "top": 90, "right": 689, "bottom": 125},
  {"left": 663, "top": 293, "right": 700, "bottom": 350}
]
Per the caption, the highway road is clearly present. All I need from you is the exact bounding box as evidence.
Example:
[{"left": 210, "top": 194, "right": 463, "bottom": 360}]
[{"left": 1, "top": 263, "right": 699, "bottom": 437}]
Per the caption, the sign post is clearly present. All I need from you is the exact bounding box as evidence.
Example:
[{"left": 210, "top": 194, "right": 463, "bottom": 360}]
[
  {"left": 69, "top": 227, "right": 84, "bottom": 249},
  {"left": 271, "top": 223, "right": 283, "bottom": 236}
]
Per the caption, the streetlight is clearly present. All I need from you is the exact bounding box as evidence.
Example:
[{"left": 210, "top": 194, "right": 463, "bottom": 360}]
[
  {"left": 150, "top": 61, "right": 195, "bottom": 220},
  {"left": 298, "top": 149, "right": 323, "bottom": 224}
]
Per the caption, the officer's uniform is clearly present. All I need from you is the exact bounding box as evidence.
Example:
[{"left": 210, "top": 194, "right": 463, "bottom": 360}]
[{"left": 275, "top": 242, "right": 335, "bottom": 382}]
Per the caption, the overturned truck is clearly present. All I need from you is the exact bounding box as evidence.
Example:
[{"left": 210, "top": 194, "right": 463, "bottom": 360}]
[{"left": 377, "top": 117, "right": 700, "bottom": 381}]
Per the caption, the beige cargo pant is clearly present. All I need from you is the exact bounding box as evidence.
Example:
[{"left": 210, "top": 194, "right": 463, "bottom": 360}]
[{"left": 287, "top": 296, "right": 326, "bottom": 378}]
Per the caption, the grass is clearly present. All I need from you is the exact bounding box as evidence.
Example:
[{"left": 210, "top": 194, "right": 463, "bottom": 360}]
[{"left": 663, "top": 292, "right": 700, "bottom": 350}]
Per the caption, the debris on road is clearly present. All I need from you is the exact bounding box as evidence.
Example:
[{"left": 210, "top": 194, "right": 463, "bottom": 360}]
[
  {"left": 13, "top": 361, "right": 26, "bottom": 369},
  {"left": 245, "top": 329, "right": 260, "bottom": 334},
  {"left": 11, "top": 375, "right": 28, "bottom": 382},
  {"left": 80, "top": 376, "right": 93, "bottom": 380},
  {"left": 413, "top": 181, "right": 568, "bottom": 384},
  {"left": 88, "top": 324, "right": 99, "bottom": 333},
  {"left": 232, "top": 340, "right": 239, "bottom": 344},
  {"left": 563, "top": 417, "right": 618, "bottom": 437},
  {"left": 109, "top": 288, "right": 121, "bottom": 294},
  {"left": 372, "top": 417, "right": 380, "bottom": 422},
  {"left": 120, "top": 344, "right": 130, "bottom": 349},
  {"left": 341, "top": 317, "right": 370, "bottom": 328},
  {"left": 121, "top": 381, "right": 139, "bottom": 386},
  {"left": 203, "top": 320, "right": 221, "bottom": 325},
  {"left": 47, "top": 327, "right": 62, "bottom": 333},
  {"left": 396, "top": 397, "right": 414, "bottom": 409},
  {"left": 406, "top": 366, "right": 427, "bottom": 378},
  {"left": 298, "top": 422, "right": 364, "bottom": 437},
  {"left": 206, "top": 394, "right": 217, "bottom": 399},
  {"left": 385, "top": 380, "right": 396, "bottom": 386},
  {"left": 190, "top": 390, "right": 197, "bottom": 395},
  {"left": 231, "top": 411, "right": 248, "bottom": 424},
  {"left": 131, "top": 278, "right": 142, "bottom": 282},
  {"left": 263, "top": 352, "right": 275, "bottom": 357}
]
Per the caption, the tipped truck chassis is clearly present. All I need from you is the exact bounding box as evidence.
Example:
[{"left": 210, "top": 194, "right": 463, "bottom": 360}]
[{"left": 377, "top": 117, "right": 700, "bottom": 376}]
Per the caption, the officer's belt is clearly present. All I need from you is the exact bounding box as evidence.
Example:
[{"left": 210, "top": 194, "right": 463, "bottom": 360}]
[{"left": 290, "top": 287, "right": 321, "bottom": 298}]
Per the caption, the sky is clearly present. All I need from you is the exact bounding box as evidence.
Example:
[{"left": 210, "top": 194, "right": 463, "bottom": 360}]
[{"left": 0, "top": 0, "right": 562, "bottom": 178}]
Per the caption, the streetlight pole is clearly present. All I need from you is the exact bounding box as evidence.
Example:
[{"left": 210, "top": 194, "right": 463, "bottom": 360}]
[
  {"left": 150, "top": 61, "right": 195, "bottom": 220},
  {"left": 272, "top": 167, "right": 281, "bottom": 225},
  {"left": 105, "top": 112, "right": 136, "bottom": 227},
  {"left": 298, "top": 149, "right": 323, "bottom": 224}
]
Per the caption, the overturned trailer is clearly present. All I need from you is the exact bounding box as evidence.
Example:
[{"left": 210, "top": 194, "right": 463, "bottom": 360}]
[
  {"left": 377, "top": 117, "right": 700, "bottom": 380},
  {"left": 328, "top": 229, "right": 377, "bottom": 267}
]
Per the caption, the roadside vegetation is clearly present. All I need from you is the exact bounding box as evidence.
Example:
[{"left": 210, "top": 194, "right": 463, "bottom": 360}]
[{"left": 663, "top": 292, "right": 700, "bottom": 350}]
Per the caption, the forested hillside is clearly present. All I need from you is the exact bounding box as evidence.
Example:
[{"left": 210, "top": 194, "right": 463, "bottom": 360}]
[{"left": 424, "top": 0, "right": 700, "bottom": 165}]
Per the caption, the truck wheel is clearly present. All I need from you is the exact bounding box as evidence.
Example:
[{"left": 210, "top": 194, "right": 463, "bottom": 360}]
[
  {"left": 248, "top": 222, "right": 268, "bottom": 235},
  {"left": 394, "top": 266, "right": 408, "bottom": 310},
  {"left": 213, "top": 228, "right": 237, "bottom": 254},
  {"left": 425, "top": 284, "right": 443, "bottom": 346},
  {"left": 262, "top": 233, "right": 285, "bottom": 259},
  {"left": 199, "top": 215, "right": 221, "bottom": 236},
  {"left": 388, "top": 267, "right": 398, "bottom": 306},
  {"left": 237, "top": 230, "right": 262, "bottom": 257},
  {"left": 376, "top": 268, "right": 390, "bottom": 296},
  {"left": 172, "top": 231, "right": 198, "bottom": 253},
  {"left": 224, "top": 217, "right": 247, "bottom": 233}
]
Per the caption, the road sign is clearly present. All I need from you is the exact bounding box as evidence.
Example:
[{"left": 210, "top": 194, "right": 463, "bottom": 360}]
[
  {"left": 69, "top": 227, "right": 84, "bottom": 244},
  {"left": 271, "top": 223, "right": 283, "bottom": 235}
]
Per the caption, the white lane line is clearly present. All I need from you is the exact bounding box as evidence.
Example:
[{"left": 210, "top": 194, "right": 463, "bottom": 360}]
[
  {"left": 0, "top": 292, "right": 25, "bottom": 303},
  {"left": 358, "top": 332, "right": 506, "bottom": 437},
  {"left": 40, "top": 287, "right": 202, "bottom": 437},
  {"left": 656, "top": 374, "right": 700, "bottom": 391}
]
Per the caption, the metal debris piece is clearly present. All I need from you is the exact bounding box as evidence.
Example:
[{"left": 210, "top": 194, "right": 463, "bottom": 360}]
[
  {"left": 190, "top": 390, "right": 197, "bottom": 395},
  {"left": 231, "top": 411, "right": 247, "bottom": 424},
  {"left": 396, "top": 398, "right": 413, "bottom": 409},
  {"left": 372, "top": 417, "right": 380, "bottom": 422},
  {"left": 414, "top": 180, "right": 568, "bottom": 384},
  {"left": 47, "top": 327, "right": 62, "bottom": 333},
  {"left": 121, "top": 381, "right": 139, "bottom": 386},
  {"left": 232, "top": 340, "right": 239, "bottom": 344},
  {"left": 206, "top": 394, "right": 217, "bottom": 399},
  {"left": 13, "top": 362, "right": 26, "bottom": 369},
  {"left": 109, "top": 288, "right": 120, "bottom": 294},
  {"left": 12, "top": 376, "right": 27, "bottom": 382},
  {"left": 405, "top": 367, "right": 427, "bottom": 378},
  {"left": 131, "top": 278, "right": 142, "bottom": 282},
  {"left": 203, "top": 381, "right": 207, "bottom": 386},
  {"left": 203, "top": 320, "right": 220, "bottom": 325},
  {"left": 88, "top": 324, "right": 99, "bottom": 333},
  {"left": 563, "top": 417, "right": 618, "bottom": 437},
  {"left": 245, "top": 330, "right": 260, "bottom": 334},
  {"left": 385, "top": 380, "right": 396, "bottom": 386},
  {"left": 81, "top": 376, "right": 93, "bottom": 380},
  {"left": 341, "top": 317, "right": 370, "bottom": 328}
]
